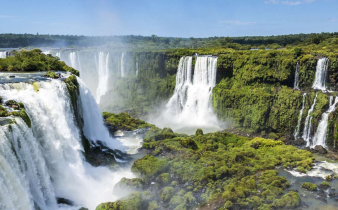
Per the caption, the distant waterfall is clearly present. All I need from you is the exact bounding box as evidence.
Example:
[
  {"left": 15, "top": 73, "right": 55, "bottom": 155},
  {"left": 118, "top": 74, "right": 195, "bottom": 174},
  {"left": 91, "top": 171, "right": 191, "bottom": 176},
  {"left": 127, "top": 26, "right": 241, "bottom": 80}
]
[
  {"left": 0, "top": 51, "right": 7, "bottom": 58},
  {"left": 161, "top": 55, "right": 220, "bottom": 132},
  {"left": 69, "top": 52, "right": 81, "bottom": 71},
  {"left": 42, "top": 50, "right": 50, "bottom": 55},
  {"left": 0, "top": 79, "right": 132, "bottom": 209},
  {"left": 136, "top": 60, "right": 139, "bottom": 77},
  {"left": 121, "top": 52, "right": 125, "bottom": 77},
  {"left": 294, "top": 93, "right": 306, "bottom": 139},
  {"left": 303, "top": 93, "right": 318, "bottom": 146},
  {"left": 96, "top": 52, "right": 110, "bottom": 104},
  {"left": 293, "top": 62, "right": 300, "bottom": 90},
  {"left": 313, "top": 58, "right": 329, "bottom": 91},
  {"left": 312, "top": 96, "right": 338, "bottom": 147}
]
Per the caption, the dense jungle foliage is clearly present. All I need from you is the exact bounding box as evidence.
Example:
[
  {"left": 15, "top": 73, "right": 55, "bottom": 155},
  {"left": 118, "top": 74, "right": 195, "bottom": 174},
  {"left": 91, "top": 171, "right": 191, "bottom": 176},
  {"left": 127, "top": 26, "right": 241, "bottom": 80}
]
[
  {"left": 0, "top": 49, "right": 79, "bottom": 75},
  {"left": 96, "top": 127, "right": 314, "bottom": 210},
  {"left": 2, "top": 31, "right": 338, "bottom": 50}
]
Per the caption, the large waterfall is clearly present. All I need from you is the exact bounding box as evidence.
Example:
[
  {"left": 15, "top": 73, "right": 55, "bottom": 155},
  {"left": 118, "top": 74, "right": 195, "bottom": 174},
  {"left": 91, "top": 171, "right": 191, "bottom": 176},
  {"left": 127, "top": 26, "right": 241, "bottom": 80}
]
[
  {"left": 294, "top": 93, "right": 306, "bottom": 139},
  {"left": 303, "top": 93, "right": 317, "bottom": 146},
  {"left": 54, "top": 50, "right": 132, "bottom": 105},
  {"left": 313, "top": 58, "right": 329, "bottom": 91},
  {"left": 78, "top": 78, "right": 123, "bottom": 150},
  {"left": 293, "top": 62, "right": 300, "bottom": 90},
  {"left": 95, "top": 52, "right": 110, "bottom": 104},
  {"left": 69, "top": 52, "right": 81, "bottom": 71},
  {"left": 0, "top": 51, "right": 7, "bottom": 58},
  {"left": 157, "top": 55, "right": 220, "bottom": 133},
  {"left": 312, "top": 96, "right": 338, "bottom": 147},
  {"left": 0, "top": 79, "right": 133, "bottom": 210}
]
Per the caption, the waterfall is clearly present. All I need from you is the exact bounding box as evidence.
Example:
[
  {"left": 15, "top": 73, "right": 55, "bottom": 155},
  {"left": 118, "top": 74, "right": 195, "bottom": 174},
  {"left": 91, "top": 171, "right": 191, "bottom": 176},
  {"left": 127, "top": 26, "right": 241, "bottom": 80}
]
[
  {"left": 166, "top": 56, "right": 193, "bottom": 114},
  {"left": 0, "top": 51, "right": 7, "bottom": 58},
  {"left": 302, "top": 93, "right": 318, "bottom": 146},
  {"left": 136, "top": 60, "right": 139, "bottom": 77},
  {"left": 294, "top": 62, "right": 300, "bottom": 90},
  {"left": 69, "top": 52, "right": 81, "bottom": 71},
  {"left": 96, "top": 52, "right": 110, "bottom": 104},
  {"left": 159, "top": 55, "right": 220, "bottom": 133},
  {"left": 78, "top": 78, "right": 122, "bottom": 150},
  {"left": 294, "top": 93, "right": 306, "bottom": 139},
  {"left": 312, "top": 96, "right": 338, "bottom": 147},
  {"left": 0, "top": 79, "right": 133, "bottom": 209},
  {"left": 121, "top": 52, "right": 125, "bottom": 77},
  {"left": 313, "top": 58, "right": 329, "bottom": 91},
  {"left": 42, "top": 50, "right": 50, "bottom": 55},
  {"left": 56, "top": 51, "right": 61, "bottom": 58}
]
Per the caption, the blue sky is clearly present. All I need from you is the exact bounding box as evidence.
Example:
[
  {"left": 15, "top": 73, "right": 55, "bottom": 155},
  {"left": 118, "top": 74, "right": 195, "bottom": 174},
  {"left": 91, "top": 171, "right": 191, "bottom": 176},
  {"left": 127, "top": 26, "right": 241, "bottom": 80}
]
[{"left": 0, "top": 0, "right": 337, "bottom": 38}]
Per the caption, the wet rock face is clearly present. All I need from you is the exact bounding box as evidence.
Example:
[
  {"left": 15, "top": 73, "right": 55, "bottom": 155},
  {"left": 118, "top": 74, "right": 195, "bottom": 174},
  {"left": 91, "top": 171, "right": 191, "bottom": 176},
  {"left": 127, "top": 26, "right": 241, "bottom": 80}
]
[{"left": 84, "top": 140, "right": 129, "bottom": 170}]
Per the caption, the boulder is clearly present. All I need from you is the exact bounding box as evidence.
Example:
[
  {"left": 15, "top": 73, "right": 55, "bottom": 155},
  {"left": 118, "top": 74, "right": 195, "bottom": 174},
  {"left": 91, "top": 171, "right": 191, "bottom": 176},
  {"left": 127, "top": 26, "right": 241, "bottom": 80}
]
[
  {"left": 325, "top": 153, "right": 338, "bottom": 160},
  {"left": 314, "top": 145, "right": 328, "bottom": 154},
  {"left": 294, "top": 138, "right": 306, "bottom": 146}
]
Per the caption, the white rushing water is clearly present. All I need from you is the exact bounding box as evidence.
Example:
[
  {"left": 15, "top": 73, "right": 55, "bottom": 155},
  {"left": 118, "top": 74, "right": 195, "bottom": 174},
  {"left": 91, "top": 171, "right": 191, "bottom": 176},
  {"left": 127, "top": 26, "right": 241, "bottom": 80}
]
[
  {"left": 69, "top": 52, "right": 81, "bottom": 71},
  {"left": 313, "top": 58, "right": 329, "bottom": 91},
  {"left": 311, "top": 96, "right": 338, "bottom": 147},
  {"left": 0, "top": 80, "right": 134, "bottom": 210},
  {"left": 293, "top": 62, "right": 300, "bottom": 90},
  {"left": 78, "top": 78, "right": 123, "bottom": 151},
  {"left": 95, "top": 52, "right": 110, "bottom": 104},
  {"left": 0, "top": 51, "right": 7, "bottom": 58},
  {"left": 42, "top": 50, "right": 50, "bottom": 55},
  {"left": 303, "top": 93, "right": 318, "bottom": 146},
  {"left": 288, "top": 161, "right": 338, "bottom": 179},
  {"left": 294, "top": 93, "right": 306, "bottom": 139},
  {"left": 156, "top": 55, "right": 220, "bottom": 133}
]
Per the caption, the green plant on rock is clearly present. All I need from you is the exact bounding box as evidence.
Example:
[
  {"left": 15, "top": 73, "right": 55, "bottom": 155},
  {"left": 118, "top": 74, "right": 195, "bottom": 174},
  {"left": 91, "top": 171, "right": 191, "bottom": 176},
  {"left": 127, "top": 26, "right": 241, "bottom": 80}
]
[{"left": 301, "top": 182, "right": 317, "bottom": 191}]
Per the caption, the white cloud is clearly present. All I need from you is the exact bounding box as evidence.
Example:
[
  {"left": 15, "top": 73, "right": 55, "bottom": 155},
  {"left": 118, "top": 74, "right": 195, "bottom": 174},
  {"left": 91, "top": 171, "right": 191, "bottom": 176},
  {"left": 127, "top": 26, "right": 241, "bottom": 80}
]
[
  {"left": 219, "top": 20, "right": 256, "bottom": 25},
  {"left": 331, "top": 18, "right": 338, "bottom": 22},
  {"left": 265, "top": 0, "right": 315, "bottom": 5}
]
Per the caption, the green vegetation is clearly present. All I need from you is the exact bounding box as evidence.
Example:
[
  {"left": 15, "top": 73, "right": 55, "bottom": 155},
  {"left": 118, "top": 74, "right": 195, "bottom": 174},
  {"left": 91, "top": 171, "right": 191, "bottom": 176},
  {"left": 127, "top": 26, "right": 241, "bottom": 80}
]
[
  {"left": 0, "top": 49, "right": 79, "bottom": 76},
  {"left": 2, "top": 32, "right": 338, "bottom": 50},
  {"left": 98, "top": 127, "right": 313, "bottom": 209},
  {"left": 301, "top": 182, "right": 317, "bottom": 191},
  {"left": 43, "top": 71, "right": 59, "bottom": 78},
  {"left": 0, "top": 100, "right": 31, "bottom": 127},
  {"left": 103, "top": 112, "right": 153, "bottom": 133}
]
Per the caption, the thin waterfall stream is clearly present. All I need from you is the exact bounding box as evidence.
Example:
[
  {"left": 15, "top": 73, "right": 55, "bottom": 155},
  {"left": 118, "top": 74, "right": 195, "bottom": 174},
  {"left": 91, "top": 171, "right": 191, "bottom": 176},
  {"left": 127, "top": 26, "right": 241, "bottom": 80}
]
[
  {"left": 303, "top": 93, "right": 318, "bottom": 146},
  {"left": 294, "top": 93, "right": 306, "bottom": 139}
]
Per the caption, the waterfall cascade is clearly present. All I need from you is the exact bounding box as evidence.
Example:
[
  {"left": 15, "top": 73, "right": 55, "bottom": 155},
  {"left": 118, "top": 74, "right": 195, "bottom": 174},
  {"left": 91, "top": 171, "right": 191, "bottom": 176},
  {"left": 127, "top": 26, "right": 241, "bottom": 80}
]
[
  {"left": 312, "top": 96, "right": 338, "bottom": 147},
  {"left": 0, "top": 79, "right": 133, "bottom": 210},
  {"left": 77, "top": 78, "right": 123, "bottom": 150},
  {"left": 294, "top": 93, "right": 306, "bottom": 139},
  {"left": 69, "top": 52, "right": 81, "bottom": 71},
  {"left": 160, "top": 55, "right": 220, "bottom": 133},
  {"left": 313, "top": 58, "right": 329, "bottom": 91},
  {"left": 294, "top": 62, "right": 300, "bottom": 90},
  {"left": 55, "top": 50, "right": 132, "bottom": 104},
  {"left": 302, "top": 93, "right": 318, "bottom": 146},
  {"left": 166, "top": 56, "right": 193, "bottom": 114},
  {"left": 95, "top": 52, "right": 110, "bottom": 104},
  {"left": 0, "top": 51, "right": 7, "bottom": 58}
]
